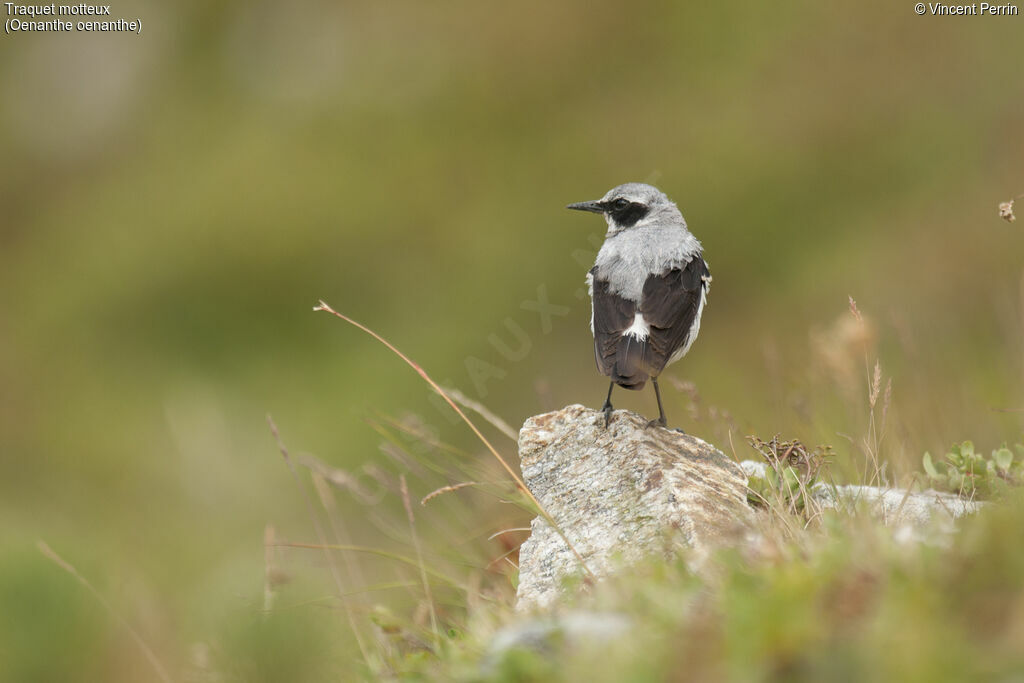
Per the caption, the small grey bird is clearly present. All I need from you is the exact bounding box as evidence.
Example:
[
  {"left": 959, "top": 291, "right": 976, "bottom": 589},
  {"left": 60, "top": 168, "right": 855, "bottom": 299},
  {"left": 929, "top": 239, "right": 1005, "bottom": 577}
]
[{"left": 567, "top": 183, "right": 710, "bottom": 430}]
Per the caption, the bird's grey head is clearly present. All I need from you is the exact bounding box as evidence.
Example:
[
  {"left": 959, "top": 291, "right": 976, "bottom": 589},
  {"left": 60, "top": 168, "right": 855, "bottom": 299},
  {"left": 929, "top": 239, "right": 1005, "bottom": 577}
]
[{"left": 566, "top": 183, "right": 684, "bottom": 233}]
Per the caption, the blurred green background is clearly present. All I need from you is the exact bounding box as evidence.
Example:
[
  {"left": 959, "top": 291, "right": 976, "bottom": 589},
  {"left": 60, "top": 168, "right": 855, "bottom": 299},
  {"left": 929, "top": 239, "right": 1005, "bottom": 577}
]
[{"left": 1, "top": 0, "right": 1023, "bottom": 679}]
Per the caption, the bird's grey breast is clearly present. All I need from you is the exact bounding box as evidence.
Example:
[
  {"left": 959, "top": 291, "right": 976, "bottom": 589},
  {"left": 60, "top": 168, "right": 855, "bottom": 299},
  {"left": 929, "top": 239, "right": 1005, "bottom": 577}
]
[{"left": 592, "top": 225, "right": 702, "bottom": 302}]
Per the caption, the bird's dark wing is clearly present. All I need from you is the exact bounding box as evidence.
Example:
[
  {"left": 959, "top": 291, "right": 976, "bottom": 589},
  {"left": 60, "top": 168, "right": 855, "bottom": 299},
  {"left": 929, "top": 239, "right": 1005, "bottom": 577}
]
[
  {"left": 590, "top": 256, "right": 710, "bottom": 389},
  {"left": 638, "top": 255, "right": 710, "bottom": 375},
  {"left": 589, "top": 271, "right": 646, "bottom": 389}
]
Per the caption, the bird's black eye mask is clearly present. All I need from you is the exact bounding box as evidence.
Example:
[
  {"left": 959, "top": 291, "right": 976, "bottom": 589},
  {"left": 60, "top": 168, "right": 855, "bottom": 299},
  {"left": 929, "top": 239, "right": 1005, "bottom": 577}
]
[{"left": 602, "top": 198, "right": 649, "bottom": 227}]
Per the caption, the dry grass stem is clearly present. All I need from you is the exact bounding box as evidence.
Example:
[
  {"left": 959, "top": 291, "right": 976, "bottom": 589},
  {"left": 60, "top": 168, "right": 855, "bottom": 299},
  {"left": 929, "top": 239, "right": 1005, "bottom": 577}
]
[
  {"left": 845, "top": 299, "right": 888, "bottom": 488},
  {"left": 869, "top": 361, "right": 881, "bottom": 409},
  {"left": 310, "top": 473, "right": 373, "bottom": 613},
  {"left": 848, "top": 296, "right": 863, "bottom": 322},
  {"left": 37, "top": 541, "right": 174, "bottom": 683},
  {"left": 312, "top": 299, "right": 595, "bottom": 580},
  {"left": 487, "top": 528, "right": 531, "bottom": 541},
  {"left": 297, "top": 453, "right": 384, "bottom": 504},
  {"left": 263, "top": 524, "right": 279, "bottom": 614},
  {"left": 421, "top": 481, "right": 481, "bottom": 506},
  {"left": 277, "top": 541, "right": 470, "bottom": 591},
  {"left": 267, "top": 416, "right": 373, "bottom": 668},
  {"left": 486, "top": 545, "right": 522, "bottom": 571},
  {"left": 374, "top": 415, "right": 470, "bottom": 459},
  {"left": 400, "top": 474, "right": 440, "bottom": 649},
  {"left": 440, "top": 385, "right": 518, "bottom": 442},
  {"left": 881, "top": 378, "right": 893, "bottom": 430}
]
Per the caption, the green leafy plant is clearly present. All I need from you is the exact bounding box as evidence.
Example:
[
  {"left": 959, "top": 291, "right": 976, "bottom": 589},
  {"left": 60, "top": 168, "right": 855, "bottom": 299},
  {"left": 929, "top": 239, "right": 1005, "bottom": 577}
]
[{"left": 922, "top": 441, "right": 1024, "bottom": 498}]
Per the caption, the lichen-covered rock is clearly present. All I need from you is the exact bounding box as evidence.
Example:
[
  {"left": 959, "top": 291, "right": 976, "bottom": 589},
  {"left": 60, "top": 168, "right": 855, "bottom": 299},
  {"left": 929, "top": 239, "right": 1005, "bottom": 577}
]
[{"left": 515, "top": 404, "right": 752, "bottom": 610}]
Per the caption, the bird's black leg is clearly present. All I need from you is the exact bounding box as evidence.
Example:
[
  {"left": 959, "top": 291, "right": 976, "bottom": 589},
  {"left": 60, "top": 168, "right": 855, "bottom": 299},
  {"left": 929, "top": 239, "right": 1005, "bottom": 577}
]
[
  {"left": 649, "top": 377, "right": 687, "bottom": 433},
  {"left": 601, "top": 381, "right": 615, "bottom": 427},
  {"left": 650, "top": 377, "right": 669, "bottom": 429}
]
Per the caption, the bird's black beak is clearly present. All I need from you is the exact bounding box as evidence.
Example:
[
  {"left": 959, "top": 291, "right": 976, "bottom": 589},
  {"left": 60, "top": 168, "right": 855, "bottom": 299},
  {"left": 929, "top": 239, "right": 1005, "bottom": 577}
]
[{"left": 566, "top": 200, "right": 605, "bottom": 214}]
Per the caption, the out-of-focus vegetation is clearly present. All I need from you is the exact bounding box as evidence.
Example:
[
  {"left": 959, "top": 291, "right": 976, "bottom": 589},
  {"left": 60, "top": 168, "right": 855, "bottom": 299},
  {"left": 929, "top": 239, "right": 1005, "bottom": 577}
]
[
  {"left": 1, "top": 0, "right": 1023, "bottom": 680},
  {"left": 406, "top": 496, "right": 1024, "bottom": 683},
  {"left": 923, "top": 440, "right": 1024, "bottom": 498}
]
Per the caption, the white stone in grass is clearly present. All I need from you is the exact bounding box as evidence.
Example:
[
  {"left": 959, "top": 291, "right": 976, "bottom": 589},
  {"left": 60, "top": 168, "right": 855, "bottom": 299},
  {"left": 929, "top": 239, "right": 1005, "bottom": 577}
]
[
  {"left": 483, "top": 610, "right": 631, "bottom": 673},
  {"left": 743, "top": 459, "right": 985, "bottom": 546},
  {"left": 740, "top": 459, "right": 985, "bottom": 525}
]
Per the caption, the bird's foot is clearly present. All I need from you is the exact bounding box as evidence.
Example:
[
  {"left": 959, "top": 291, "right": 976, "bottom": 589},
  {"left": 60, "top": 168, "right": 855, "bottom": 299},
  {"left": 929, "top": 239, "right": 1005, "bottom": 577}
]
[
  {"left": 645, "top": 417, "right": 668, "bottom": 430},
  {"left": 673, "top": 427, "right": 687, "bottom": 435},
  {"left": 601, "top": 403, "right": 613, "bottom": 428}
]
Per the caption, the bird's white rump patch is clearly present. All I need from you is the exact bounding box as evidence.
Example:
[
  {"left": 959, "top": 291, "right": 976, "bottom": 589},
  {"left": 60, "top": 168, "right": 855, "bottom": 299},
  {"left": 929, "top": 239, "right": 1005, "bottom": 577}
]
[{"left": 623, "top": 312, "right": 651, "bottom": 341}]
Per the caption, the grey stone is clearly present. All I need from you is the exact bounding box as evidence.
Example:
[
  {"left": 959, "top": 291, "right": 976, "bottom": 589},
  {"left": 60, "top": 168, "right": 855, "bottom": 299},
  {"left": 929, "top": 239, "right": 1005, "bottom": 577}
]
[{"left": 515, "top": 405, "right": 752, "bottom": 611}]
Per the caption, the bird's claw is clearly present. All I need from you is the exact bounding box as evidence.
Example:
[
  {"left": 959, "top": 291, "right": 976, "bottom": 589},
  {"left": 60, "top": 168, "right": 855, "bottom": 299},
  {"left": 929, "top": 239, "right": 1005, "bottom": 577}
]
[{"left": 602, "top": 404, "right": 613, "bottom": 428}]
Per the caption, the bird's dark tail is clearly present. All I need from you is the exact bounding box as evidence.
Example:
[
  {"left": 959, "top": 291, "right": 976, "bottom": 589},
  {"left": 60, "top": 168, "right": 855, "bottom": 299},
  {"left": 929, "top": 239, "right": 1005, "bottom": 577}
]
[{"left": 611, "top": 335, "right": 650, "bottom": 390}]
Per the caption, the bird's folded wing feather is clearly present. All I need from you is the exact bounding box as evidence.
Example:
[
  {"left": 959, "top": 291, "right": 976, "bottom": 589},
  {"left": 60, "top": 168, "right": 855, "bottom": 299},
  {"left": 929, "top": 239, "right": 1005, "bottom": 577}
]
[
  {"left": 590, "top": 255, "right": 709, "bottom": 385},
  {"left": 638, "top": 255, "right": 709, "bottom": 372},
  {"left": 589, "top": 271, "right": 636, "bottom": 379}
]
